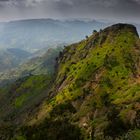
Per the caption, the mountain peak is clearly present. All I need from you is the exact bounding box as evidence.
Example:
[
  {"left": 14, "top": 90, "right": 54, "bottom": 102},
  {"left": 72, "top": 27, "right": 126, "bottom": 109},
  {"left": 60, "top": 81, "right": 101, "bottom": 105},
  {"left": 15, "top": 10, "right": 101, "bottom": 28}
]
[{"left": 103, "top": 23, "right": 139, "bottom": 37}]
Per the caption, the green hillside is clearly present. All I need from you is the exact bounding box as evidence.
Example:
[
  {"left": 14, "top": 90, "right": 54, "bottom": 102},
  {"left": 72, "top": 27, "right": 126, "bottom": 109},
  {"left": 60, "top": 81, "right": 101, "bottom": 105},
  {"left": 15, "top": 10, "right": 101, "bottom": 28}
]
[
  {"left": 0, "top": 47, "right": 62, "bottom": 140},
  {"left": 0, "top": 47, "right": 62, "bottom": 86},
  {"left": 1, "top": 24, "right": 140, "bottom": 140}
]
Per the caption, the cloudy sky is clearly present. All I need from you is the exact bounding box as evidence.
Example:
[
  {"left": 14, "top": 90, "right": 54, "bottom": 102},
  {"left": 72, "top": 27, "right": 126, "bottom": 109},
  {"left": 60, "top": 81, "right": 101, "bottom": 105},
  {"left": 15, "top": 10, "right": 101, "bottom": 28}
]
[{"left": 0, "top": 0, "right": 140, "bottom": 23}]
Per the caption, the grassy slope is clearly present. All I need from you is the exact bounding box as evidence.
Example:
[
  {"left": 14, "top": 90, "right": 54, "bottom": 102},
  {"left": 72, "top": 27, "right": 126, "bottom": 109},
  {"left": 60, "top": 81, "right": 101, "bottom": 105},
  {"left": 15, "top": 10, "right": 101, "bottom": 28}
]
[
  {"left": 17, "top": 24, "right": 140, "bottom": 140},
  {"left": 4, "top": 24, "right": 140, "bottom": 140},
  {"left": 0, "top": 47, "right": 63, "bottom": 140}
]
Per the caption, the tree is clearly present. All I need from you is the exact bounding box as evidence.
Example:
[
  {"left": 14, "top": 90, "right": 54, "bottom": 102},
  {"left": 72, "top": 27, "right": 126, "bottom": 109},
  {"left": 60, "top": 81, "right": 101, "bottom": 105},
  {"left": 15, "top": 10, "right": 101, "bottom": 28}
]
[
  {"left": 100, "top": 29, "right": 103, "bottom": 32},
  {"left": 85, "top": 35, "right": 88, "bottom": 39},
  {"left": 93, "top": 30, "right": 97, "bottom": 34}
]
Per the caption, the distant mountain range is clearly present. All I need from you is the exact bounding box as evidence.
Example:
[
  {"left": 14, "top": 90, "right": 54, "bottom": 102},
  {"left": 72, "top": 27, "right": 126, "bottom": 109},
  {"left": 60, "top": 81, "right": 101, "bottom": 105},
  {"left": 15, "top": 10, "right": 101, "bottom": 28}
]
[
  {"left": 0, "top": 19, "right": 108, "bottom": 52},
  {"left": 0, "top": 19, "right": 109, "bottom": 73},
  {"left": 0, "top": 47, "right": 62, "bottom": 86},
  {"left": 0, "top": 48, "right": 31, "bottom": 72}
]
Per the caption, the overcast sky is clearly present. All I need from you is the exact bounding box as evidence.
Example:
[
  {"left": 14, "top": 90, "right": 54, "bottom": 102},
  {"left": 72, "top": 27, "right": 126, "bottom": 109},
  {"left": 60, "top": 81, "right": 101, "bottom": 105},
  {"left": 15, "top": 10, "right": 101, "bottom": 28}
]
[{"left": 0, "top": 0, "right": 140, "bottom": 23}]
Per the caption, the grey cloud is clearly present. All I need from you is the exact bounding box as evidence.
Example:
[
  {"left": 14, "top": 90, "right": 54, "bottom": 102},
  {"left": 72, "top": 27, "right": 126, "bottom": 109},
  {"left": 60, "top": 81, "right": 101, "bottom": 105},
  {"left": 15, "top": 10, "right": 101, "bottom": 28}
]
[
  {"left": 50, "top": 0, "right": 140, "bottom": 22},
  {"left": 0, "top": 0, "right": 140, "bottom": 23},
  {"left": 132, "top": 0, "right": 140, "bottom": 4}
]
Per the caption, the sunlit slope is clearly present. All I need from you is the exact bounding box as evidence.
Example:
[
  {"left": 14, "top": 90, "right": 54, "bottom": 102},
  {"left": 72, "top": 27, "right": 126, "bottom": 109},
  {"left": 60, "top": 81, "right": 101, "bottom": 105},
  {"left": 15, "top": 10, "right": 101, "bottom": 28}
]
[
  {"left": 23, "top": 24, "right": 140, "bottom": 140},
  {"left": 2, "top": 24, "right": 140, "bottom": 140}
]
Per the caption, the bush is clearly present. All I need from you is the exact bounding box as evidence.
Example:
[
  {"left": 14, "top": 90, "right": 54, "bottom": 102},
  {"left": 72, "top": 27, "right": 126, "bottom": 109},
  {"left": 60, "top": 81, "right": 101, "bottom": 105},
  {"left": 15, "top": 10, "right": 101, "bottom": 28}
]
[
  {"left": 20, "top": 118, "right": 83, "bottom": 140},
  {"left": 104, "top": 55, "right": 119, "bottom": 69},
  {"left": 50, "top": 102, "right": 76, "bottom": 117},
  {"left": 100, "top": 92, "right": 110, "bottom": 106}
]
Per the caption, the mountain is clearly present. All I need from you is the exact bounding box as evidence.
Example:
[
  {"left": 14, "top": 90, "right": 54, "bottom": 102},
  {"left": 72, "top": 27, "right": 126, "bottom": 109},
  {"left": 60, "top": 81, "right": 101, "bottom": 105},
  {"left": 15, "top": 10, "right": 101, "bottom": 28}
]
[
  {"left": 0, "top": 47, "right": 62, "bottom": 129},
  {"left": 32, "top": 43, "right": 66, "bottom": 57},
  {"left": 0, "top": 48, "right": 31, "bottom": 72},
  {"left": 0, "top": 19, "right": 107, "bottom": 52},
  {"left": 0, "top": 47, "right": 63, "bottom": 86},
  {"left": 1, "top": 24, "right": 140, "bottom": 140}
]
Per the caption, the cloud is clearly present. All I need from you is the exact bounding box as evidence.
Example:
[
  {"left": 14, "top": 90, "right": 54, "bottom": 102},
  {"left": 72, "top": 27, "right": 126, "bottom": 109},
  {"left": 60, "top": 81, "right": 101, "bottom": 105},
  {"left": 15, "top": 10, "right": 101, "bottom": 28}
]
[
  {"left": 0, "top": 0, "right": 139, "bottom": 23},
  {"left": 132, "top": 0, "right": 140, "bottom": 4}
]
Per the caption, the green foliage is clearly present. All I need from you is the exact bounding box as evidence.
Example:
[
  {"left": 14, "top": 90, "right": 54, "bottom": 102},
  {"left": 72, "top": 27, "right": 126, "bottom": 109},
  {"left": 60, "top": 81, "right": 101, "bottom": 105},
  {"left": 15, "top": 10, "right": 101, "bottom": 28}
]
[
  {"left": 126, "top": 129, "right": 140, "bottom": 140},
  {"left": 44, "top": 24, "right": 140, "bottom": 139},
  {"left": 11, "top": 135, "right": 26, "bottom": 140},
  {"left": 14, "top": 75, "right": 51, "bottom": 108},
  {"left": 19, "top": 118, "right": 83, "bottom": 140},
  {"left": 1, "top": 24, "right": 140, "bottom": 140},
  {"left": 50, "top": 102, "right": 76, "bottom": 117}
]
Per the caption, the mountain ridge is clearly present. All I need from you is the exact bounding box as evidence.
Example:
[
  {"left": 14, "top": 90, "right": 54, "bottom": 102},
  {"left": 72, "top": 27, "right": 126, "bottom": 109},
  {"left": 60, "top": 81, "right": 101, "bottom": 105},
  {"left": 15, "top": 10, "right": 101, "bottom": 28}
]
[
  {"left": 0, "top": 48, "right": 32, "bottom": 73},
  {"left": 16, "top": 23, "right": 140, "bottom": 140},
  {"left": 0, "top": 19, "right": 108, "bottom": 52},
  {"left": 1, "top": 23, "right": 140, "bottom": 140}
]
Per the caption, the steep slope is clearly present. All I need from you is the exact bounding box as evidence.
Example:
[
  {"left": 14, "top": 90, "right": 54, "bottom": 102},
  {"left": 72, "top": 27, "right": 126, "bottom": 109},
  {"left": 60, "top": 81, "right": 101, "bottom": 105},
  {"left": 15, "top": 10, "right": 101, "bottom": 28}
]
[
  {"left": 14, "top": 24, "right": 140, "bottom": 140},
  {"left": 1, "top": 24, "right": 140, "bottom": 140}
]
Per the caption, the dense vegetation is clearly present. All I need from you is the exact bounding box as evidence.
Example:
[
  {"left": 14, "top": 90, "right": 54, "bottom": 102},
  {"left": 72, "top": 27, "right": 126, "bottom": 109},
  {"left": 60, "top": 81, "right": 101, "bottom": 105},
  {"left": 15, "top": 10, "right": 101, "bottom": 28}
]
[
  {"left": 0, "top": 47, "right": 62, "bottom": 131},
  {"left": 1, "top": 24, "right": 140, "bottom": 140}
]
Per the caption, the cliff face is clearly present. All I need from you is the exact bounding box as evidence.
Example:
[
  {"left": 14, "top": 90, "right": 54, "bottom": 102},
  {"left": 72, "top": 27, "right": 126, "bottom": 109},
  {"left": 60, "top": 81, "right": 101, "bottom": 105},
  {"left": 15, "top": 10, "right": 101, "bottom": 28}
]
[{"left": 2, "top": 24, "right": 140, "bottom": 140}]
